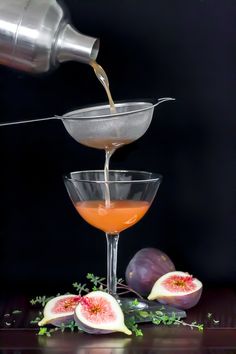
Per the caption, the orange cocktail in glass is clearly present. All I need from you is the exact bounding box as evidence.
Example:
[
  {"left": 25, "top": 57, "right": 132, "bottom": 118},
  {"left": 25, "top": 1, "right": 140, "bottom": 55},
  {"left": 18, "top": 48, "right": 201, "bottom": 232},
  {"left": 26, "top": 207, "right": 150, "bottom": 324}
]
[
  {"left": 64, "top": 170, "right": 162, "bottom": 297},
  {"left": 75, "top": 200, "right": 150, "bottom": 233}
]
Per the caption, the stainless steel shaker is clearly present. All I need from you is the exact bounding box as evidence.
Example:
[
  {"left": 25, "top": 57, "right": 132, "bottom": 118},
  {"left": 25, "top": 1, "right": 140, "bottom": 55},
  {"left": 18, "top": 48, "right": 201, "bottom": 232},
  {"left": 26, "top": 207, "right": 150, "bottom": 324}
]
[{"left": 0, "top": 0, "right": 99, "bottom": 73}]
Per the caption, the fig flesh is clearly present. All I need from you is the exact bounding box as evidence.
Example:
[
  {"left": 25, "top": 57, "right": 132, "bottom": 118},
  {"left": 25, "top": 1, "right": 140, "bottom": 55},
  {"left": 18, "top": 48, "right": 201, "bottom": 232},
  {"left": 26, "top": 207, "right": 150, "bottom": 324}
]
[
  {"left": 38, "top": 294, "right": 82, "bottom": 327},
  {"left": 125, "top": 248, "right": 175, "bottom": 296},
  {"left": 148, "top": 271, "right": 203, "bottom": 310},
  {"left": 74, "top": 291, "right": 131, "bottom": 335}
]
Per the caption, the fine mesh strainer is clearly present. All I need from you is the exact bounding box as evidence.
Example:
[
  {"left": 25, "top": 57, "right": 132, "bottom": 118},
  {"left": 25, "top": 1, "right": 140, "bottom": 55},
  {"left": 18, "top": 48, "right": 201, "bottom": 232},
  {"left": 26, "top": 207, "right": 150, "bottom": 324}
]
[{"left": 0, "top": 98, "right": 175, "bottom": 149}]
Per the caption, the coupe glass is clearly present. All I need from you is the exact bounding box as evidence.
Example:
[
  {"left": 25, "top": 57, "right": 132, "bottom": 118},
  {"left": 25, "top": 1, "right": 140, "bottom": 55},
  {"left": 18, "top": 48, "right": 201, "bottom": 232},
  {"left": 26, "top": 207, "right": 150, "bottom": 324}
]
[{"left": 64, "top": 170, "right": 162, "bottom": 298}]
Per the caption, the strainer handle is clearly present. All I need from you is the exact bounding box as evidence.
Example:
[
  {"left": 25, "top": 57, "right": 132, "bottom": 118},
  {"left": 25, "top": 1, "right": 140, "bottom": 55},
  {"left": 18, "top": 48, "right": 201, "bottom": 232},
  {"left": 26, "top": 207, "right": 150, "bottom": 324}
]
[
  {"left": 0, "top": 116, "right": 60, "bottom": 127},
  {"left": 153, "top": 97, "right": 175, "bottom": 107}
]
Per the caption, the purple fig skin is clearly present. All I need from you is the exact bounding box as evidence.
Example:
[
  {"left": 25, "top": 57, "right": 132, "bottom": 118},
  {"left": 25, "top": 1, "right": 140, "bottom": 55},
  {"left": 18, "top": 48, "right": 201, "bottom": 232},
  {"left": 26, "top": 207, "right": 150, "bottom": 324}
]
[
  {"left": 50, "top": 314, "right": 75, "bottom": 327},
  {"left": 74, "top": 313, "right": 114, "bottom": 334},
  {"left": 125, "top": 248, "right": 175, "bottom": 296},
  {"left": 157, "top": 286, "right": 203, "bottom": 310}
]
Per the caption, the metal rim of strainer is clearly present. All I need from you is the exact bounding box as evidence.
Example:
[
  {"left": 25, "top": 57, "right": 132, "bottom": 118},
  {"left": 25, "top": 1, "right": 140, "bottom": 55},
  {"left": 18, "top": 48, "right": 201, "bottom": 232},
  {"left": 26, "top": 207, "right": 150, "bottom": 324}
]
[{"left": 61, "top": 97, "right": 175, "bottom": 121}]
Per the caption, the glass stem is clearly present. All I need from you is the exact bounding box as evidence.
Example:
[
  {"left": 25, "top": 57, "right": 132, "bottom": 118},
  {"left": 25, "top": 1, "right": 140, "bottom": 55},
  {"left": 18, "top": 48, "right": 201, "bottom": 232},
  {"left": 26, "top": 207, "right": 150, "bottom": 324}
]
[{"left": 106, "top": 233, "right": 119, "bottom": 297}]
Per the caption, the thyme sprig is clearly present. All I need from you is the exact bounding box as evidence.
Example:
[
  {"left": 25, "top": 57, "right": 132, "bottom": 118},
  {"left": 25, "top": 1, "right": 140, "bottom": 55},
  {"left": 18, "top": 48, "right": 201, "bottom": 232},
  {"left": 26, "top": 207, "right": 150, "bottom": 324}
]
[
  {"left": 72, "top": 273, "right": 143, "bottom": 299},
  {"left": 125, "top": 316, "right": 143, "bottom": 337},
  {"left": 123, "top": 301, "right": 204, "bottom": 336},
  {"left": 151, "top": 310, "right": 204, "bottom": 331},
  {"left": 207, "top": 312, "right": 219, "bottom": 325},
  {"left": 72, "top": 282, "right": 89, "bottom": 295},
  {"left": 30, "top": 312, "right": 43, "bottom": 324},
  {"left": 30, "top": 296, "right": 56, "bottom": 307}
]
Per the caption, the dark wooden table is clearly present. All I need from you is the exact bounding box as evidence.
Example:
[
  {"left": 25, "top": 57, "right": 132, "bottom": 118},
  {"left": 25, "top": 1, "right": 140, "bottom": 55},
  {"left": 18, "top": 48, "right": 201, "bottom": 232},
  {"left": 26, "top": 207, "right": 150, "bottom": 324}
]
[{"left": 1, "top": 288, "right": 236, "bottom": 353}]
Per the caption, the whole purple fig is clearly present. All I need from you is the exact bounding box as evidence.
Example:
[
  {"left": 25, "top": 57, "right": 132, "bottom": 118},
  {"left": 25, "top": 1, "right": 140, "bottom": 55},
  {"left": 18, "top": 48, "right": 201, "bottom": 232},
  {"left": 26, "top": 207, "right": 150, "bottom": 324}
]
[{"left": 125, "top": 248, "right": 175, "bottom": 296}]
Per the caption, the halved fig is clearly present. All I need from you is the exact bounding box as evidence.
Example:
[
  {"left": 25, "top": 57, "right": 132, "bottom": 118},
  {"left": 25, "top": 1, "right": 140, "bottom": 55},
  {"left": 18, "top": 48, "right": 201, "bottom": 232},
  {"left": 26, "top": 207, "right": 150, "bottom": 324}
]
[
  {"left": 74, "top": 291, "right": 132, "bottom": 335},
  {"left": 38, "top": 294, "right": 82, "bottom": 327},
  {"left": 148, "top": 271, "right": 203, "bottom": 310}
]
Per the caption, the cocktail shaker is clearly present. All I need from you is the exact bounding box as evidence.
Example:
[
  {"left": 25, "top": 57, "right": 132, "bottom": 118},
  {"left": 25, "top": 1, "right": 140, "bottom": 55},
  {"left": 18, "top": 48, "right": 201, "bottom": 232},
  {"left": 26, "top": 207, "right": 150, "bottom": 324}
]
[{"left": 0, "top": 0, "right": 99, "bottom": 73}]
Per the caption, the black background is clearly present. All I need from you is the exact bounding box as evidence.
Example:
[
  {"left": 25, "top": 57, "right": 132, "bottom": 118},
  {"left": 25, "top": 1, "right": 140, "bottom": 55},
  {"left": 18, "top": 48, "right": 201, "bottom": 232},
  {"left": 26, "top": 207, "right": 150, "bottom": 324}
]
[{"left": 0, "top": 0, "right": 236, "bottom": 296}]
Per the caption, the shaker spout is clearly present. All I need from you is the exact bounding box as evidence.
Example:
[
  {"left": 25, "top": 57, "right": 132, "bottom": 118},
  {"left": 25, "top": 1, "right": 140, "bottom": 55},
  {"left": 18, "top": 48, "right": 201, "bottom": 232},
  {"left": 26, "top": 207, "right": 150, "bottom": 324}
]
[{"left": 55, "top": 24, "right": 100, "bottom": 65}]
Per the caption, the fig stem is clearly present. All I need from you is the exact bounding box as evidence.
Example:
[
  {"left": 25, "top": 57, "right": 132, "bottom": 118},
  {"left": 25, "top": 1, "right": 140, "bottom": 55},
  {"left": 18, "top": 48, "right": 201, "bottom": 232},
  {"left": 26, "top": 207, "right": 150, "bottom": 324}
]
[
  {"left": 106, "top": 233, "right": 119, "bottom": 297},
  {"left": 85, "top": 274, "right": 143, "bottom": 299},
  {"left": 117, "top": 288, "right": 143, "bottom": 299}
]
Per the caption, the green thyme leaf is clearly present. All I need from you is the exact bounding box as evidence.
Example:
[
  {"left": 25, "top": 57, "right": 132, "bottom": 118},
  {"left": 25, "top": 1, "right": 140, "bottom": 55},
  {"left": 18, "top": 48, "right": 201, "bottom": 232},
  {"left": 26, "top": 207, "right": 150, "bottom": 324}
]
[
  {"left": 131, "top": 299, "right": 139, "bottom": 306},
  {"left": 125, "top": 316, "right": 143, "bottom": 337},
  {"left": 86, "top": 273, "right": 106, "bottom": 286},
  {"left": 12, "top": 310, "right": 22, "bottom": 314},
  {"left": 38, "top": 327, "right": 50, "bottom": 337},
  {"left": 139, "top": 311, "right": 149, "bottom": 318},
  {"left": 72, "top": 282, "right": 89, "bottom": 294},
  {"left": 197, "top": 324, "right": 204, "bottom": 332},
  {"left": 30, "top": 296, "right": 54, "bottom": 307}
]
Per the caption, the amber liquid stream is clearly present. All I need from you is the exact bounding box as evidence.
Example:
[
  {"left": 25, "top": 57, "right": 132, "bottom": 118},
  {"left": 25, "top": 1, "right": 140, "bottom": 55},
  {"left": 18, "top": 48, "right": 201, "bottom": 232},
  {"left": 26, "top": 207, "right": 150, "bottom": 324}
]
[
  {"left": 90, "top": 60, "right": 116, "bottom": 114},
  {"left": 90, "top": 60, "right": 120, "bottom": 207}
]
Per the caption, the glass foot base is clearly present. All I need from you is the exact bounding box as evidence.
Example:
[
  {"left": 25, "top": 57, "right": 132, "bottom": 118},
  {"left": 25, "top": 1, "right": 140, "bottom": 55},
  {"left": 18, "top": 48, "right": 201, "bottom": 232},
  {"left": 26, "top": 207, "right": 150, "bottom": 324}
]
[{"left": 119, "top": 297, "right": 186, "bottom": 323}]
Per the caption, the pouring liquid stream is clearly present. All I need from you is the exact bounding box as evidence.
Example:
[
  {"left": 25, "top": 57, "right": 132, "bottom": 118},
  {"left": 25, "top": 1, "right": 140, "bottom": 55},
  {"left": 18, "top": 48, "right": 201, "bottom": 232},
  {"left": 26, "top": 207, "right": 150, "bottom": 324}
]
[
  {"left": 90, "top": 60, "right": 118, "bottom": 208},
  {"left": 90, "top": 60, "right": 116, "bottom": 114}
]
